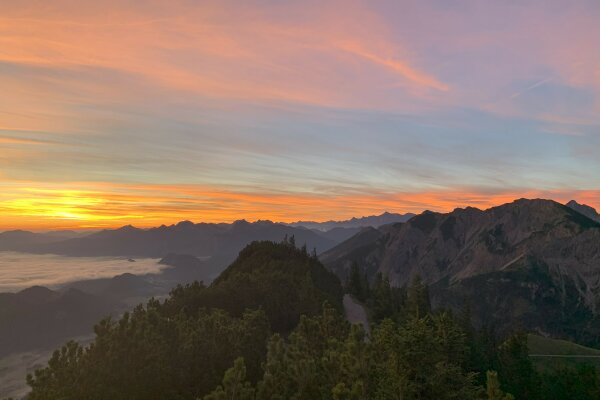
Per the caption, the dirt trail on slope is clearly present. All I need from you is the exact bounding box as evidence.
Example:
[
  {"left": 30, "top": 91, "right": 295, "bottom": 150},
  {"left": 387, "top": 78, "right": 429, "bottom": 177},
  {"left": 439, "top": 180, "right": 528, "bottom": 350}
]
[{"left": 343, "top": 294, "right": 370, "bottom": 335}]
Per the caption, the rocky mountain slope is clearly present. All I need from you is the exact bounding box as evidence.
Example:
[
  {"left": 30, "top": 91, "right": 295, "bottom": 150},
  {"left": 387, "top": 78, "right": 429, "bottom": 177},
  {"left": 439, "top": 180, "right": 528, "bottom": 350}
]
[{"left": 321, "top": 199, "right": 600, "bottom": 344}]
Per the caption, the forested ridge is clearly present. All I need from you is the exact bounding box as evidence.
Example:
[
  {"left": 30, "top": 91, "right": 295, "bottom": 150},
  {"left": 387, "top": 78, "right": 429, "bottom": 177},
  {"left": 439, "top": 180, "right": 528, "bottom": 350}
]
[{"left": 11, "top": 240, "right": 600, "bottom": 399}]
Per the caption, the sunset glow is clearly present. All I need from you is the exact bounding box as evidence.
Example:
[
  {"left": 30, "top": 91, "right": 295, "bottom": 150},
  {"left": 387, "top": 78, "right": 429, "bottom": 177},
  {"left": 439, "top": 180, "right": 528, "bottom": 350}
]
[
  {"left": 2, "top": 1, "right": 600, "bottom": 229},
  {"left": 1, "top": 180, "right": 599, "bottom": 230}
]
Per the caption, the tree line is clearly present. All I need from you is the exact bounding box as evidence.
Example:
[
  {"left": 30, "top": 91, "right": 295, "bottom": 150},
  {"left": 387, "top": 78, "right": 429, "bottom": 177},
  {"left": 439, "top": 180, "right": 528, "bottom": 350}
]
[{"left": 8, "top": 241, "right": 599, "bottom": 399}]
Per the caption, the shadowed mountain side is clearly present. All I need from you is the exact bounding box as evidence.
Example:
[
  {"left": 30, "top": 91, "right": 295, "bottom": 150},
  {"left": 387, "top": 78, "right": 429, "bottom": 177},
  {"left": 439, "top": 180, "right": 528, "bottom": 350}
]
[
  {"left": 66, "top": 253, "right": 218, "bottom": 296},
  {"left": 322, "top": 198, "right": 600, "bottom": 345},
  {"left": 0, "top": 253, "right": 214, "bottom": 360},
  {"left": 0, "top": 231, "right": 67, "bottom": 252},
  {"left": 0, "top": 230, "right": 93, "bottom": 252},
  {"left": 0, "top": 286, "right": 117, "bottom": 357},
  {"left": 320, "top": 226, "right": 386, "bottom": 279},
  {"left": 313, "top": 226, "right": 363, "bottom": 243},
  {"left": 567, "top": 200, "right": 600, "bottom": 222}
]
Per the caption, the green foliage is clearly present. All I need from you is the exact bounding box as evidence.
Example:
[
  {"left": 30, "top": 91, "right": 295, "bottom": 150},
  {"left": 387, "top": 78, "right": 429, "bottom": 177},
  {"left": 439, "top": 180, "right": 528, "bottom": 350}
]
[
  {"left": 346, "top": 262, "right": 369, "bottom": 303},
  {"left": 27, "top": 240, "right": 342, "bottom": 400},
  {"left": 539, "top": 364, "right": 600, "bottom": 400},
  {"left": 498, "top": 333, "right": 540, "bottom": 400},
  {"left": 168, "top": 240, "right": 344, "bottom": 333},
  {"left": 405, "top": 274, "right": 431, "bottom": 318},
  {"left": 23, "top": 240, "right": 600, "bottom": 400},
  {"left": 203, "top": 358, "right": 255, "bottom": 400},
  {"left": 367, "top": 273, "right": 406, "bottom": 323},
  {"left": 28, "top": 306, "right": 270, "bottom": 400},
  {"left": 27, "top": 341, "right": 86, "bottom": 399},
  {"left": 256, "top": 303, "right": 365, "bottom": 400},
  {"left": 370, "top": 315, "right": 482, "bottom": 400}
]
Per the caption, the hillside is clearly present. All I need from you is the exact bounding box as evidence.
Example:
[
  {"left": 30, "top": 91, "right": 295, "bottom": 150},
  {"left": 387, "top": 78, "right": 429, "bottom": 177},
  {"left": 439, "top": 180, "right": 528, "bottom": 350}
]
[
  {"left": 18, "top": 238, "right": 600, "bottom": 400},
  {"left": 0, "top": 286, "right": 117, "bottom": 357},
  {"left": 23, "top": 240, "right": 344, "bottom": 400},
  {"left": 165, "top": 240, "right": 344, "bottom": 332},
  {"left": 528, "top": 334, "right": 600, "bottom": 370},
  {"left": 321, "top": 198, "right": 600, "bottom": 344}
]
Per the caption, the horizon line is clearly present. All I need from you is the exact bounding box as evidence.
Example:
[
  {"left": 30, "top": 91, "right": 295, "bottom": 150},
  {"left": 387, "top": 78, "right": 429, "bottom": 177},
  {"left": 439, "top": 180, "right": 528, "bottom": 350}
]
[{"left": 1, "top": 196, "right": 594, "bottom": 233}]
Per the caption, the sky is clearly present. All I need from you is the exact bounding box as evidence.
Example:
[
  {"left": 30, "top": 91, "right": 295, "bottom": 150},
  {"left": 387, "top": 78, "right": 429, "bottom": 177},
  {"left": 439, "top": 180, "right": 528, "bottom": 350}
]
[{"left": 1, "top": 0, "right": 600, "bottom": 230}]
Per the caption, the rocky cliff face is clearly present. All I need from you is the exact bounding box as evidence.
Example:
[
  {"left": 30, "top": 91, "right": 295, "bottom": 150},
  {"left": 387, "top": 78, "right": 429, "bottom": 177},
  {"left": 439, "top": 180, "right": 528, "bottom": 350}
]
[{"left": 321, "top": 199, "right": 600, "bottom": 343}]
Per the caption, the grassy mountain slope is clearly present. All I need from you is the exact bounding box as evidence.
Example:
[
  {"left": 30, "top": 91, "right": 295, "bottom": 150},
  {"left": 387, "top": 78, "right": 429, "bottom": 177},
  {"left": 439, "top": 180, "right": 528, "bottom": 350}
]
[{"left": 528, "top": 334, "right": 600, "bottom": 370}]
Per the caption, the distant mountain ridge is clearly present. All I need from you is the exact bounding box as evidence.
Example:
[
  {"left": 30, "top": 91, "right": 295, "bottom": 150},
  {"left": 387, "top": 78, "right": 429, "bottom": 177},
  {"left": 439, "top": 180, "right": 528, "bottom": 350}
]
[
  {"left": 0, "top": 286, "right": 116, "bottom": 357},
  {"left": 288, "top": 211, "right": 416, "bottom": 231},
  {"left": 0, "top": 220, "right": 336, "bottom": 260},
  {"left": 321, "top": 198, "right": 600, "bottom": 344},
  {"left": 0, "top": 214, "right": 415, "bottom": 266}
]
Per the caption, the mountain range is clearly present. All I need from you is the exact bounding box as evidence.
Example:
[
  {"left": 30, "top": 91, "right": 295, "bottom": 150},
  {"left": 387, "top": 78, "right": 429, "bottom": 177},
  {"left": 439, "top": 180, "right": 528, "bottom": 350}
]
[
  {"left": 2, "top": 199, "right": 600, "bottom": 350},
  {"left": 321, "top": 199, "right": 600, "bottom": 344},
  {"left": 288, "top": 211, "right": 415, "bottom": 231},
  {"left": 2, "top": 198, "right": 600, "bottom": 397},
  {"left": 0, "top": 220, "right": 337, "bottom": 264}
]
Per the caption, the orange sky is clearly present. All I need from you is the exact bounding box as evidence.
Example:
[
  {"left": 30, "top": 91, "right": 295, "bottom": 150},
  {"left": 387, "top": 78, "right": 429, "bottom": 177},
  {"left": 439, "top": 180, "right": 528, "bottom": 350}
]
[{"left": 1, "top": 180, "right": 598, "bottom": 230}]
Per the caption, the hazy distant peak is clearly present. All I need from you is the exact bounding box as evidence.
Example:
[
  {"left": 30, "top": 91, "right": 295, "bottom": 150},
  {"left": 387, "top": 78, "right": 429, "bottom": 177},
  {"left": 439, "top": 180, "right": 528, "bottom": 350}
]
[
  {"left": 288, "top": 211, "right": 416, "bottom": 231},
  {"left": 566, "top": 200, "right": 600, "bottom": 222},
  {"left": 176, "top": 220, "right": 195, "bottom": 227},
  {"left": 117, "top": 224, "right": 140, "bottom": 232}
]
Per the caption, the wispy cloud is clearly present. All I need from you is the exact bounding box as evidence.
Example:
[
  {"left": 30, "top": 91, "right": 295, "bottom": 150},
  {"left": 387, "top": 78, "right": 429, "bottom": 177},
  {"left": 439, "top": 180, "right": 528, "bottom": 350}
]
[
  {"left": 1, "top": 1, "right": 600, "bottom": 229},
  {"left": 0, "top": 136, "right": 51, "bottom": 145},
  {"left": 336, "top": 41, "right": 449, "bottom": 92},
  {"left": 510, "top": 77, "right": 553, "bottom": 99}
]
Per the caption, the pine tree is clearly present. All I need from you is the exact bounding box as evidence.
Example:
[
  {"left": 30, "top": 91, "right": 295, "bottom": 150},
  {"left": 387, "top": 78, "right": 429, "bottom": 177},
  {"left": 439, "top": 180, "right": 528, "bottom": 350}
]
[
  {"left": 498, "top": 333, "right": 539, "bottom": 400},
  {"left": 347, "top": 262, "right": 366, "bottom": 302},
  {"left": 203, "top": 358, "right": 255, "bottom": 400},
  {"left": 406, "top": 274, "right": 431, "bottom": 318}
]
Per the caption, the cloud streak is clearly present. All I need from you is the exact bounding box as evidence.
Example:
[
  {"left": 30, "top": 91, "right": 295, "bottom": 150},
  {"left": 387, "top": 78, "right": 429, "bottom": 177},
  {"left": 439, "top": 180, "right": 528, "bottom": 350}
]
[{"left": 1, "top": 1, "right": 600, "bottom": 229}]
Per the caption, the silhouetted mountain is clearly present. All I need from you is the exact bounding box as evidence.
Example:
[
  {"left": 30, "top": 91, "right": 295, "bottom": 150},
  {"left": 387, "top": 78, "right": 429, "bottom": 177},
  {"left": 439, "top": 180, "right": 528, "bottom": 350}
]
[
  {"left": 0, "top": 230, "right": 66, "bottom": 251},
  {"left": 165, "top": 240, "right": 344, "bottom": 333},
  {"left": 288, "top": 211, "right": 416, "bottom": 231},
  {"left": 322, "top": 198, "right": 600, "bottom": 344},
  {"left": 0, "top": 230, "right": 95, "bottom": 252},
  {"left": 66, "top": 273, "right": 161, "bottom": 301},
  {"left": 1, "top": 221, "right": 336, "bottom": 263},
  {"left": 567, "top": 200, "right": 600, "bottom": 222},
  {"left": 0, "top": 252, "right": 216, "bottom": 361},
  {"left": 0, "top": 286, "right": 117, "bottom": 357}
]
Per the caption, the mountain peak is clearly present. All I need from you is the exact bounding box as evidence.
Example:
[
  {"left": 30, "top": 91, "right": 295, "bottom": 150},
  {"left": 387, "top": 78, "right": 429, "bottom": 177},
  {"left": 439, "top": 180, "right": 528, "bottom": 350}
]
[
  {"left": 117, "top": 224, "right": 139, "bottom": 232},
  {"left": 566, "top": 200, "right": 600, "bottom": 222},
  {"left": 175, "top": 220, "right": 195, "bottom": 228}
]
